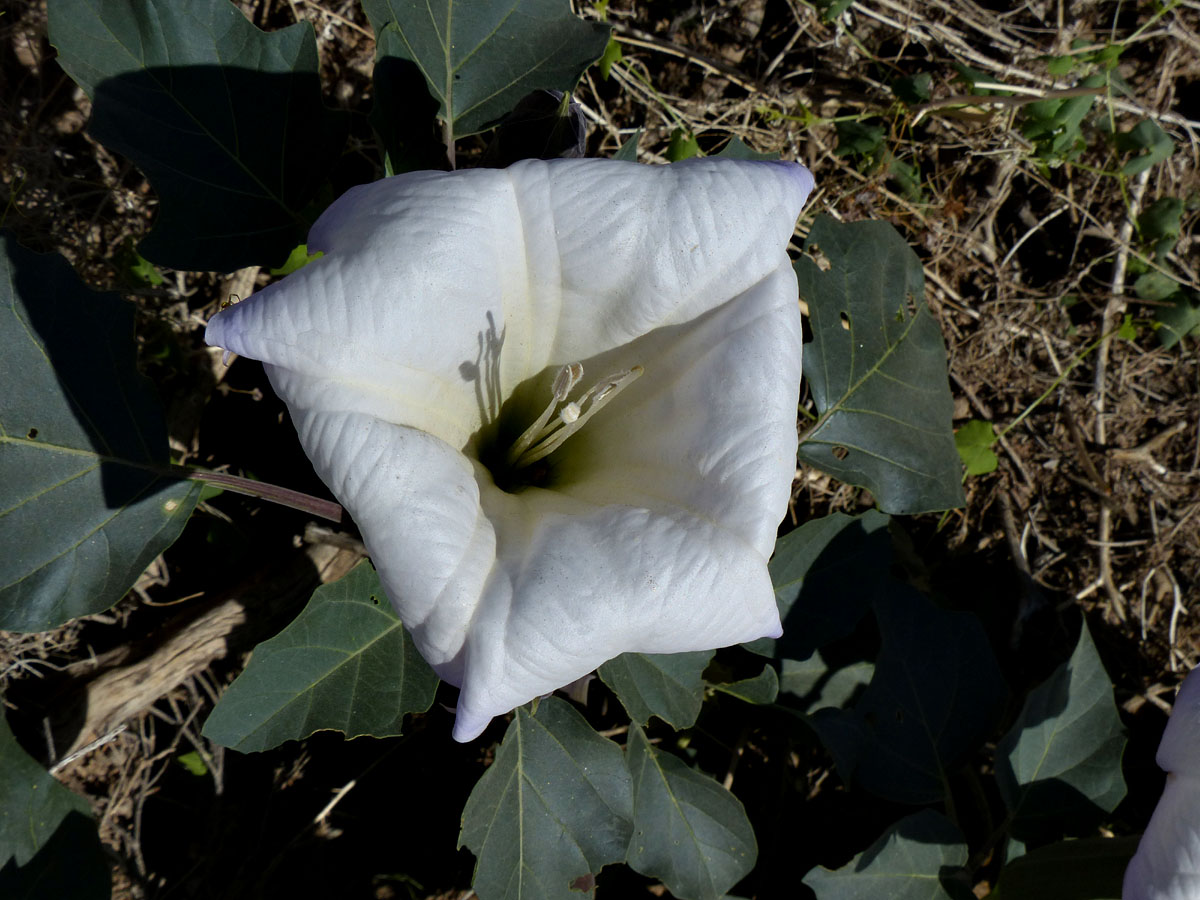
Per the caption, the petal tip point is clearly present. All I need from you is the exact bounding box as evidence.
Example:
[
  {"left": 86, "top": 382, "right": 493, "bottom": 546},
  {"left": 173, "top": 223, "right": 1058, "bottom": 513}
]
[{"left": 451, "top": 711, "right": 492, "bottom": 743}]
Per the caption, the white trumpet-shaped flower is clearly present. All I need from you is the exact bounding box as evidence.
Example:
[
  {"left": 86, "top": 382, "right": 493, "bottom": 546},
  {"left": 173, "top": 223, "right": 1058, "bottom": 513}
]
[
  {"left": 1125, "top": 666, "right": 1200, "bottom": 900},
  {"left": 206, "top": 157, "right": 815, "bottom": 741}
]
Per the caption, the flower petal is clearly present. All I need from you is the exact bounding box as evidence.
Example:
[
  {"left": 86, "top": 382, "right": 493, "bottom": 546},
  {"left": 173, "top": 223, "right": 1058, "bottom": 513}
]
[
  {"left": 1123, "top": 774, "right": 1200, "bottom": 900},
  {"left": 518, "top": 157, "right": 812, "bottom": 362},
  {"left": 1156, "top": 666, "right": 1200, "bottom": 777},
  {"left": 208, "top": 169, "right": 528, "bottom": 448},
  {"left": 286, "top": 398, "right": 783, "bottom": 743},
  {"left": 206, "top": 158, "right": 813, "bottom": 740},
  {"left": 452, "top": 498, "right": 780, "bottom": 742},
  {"left": 206, "top": 158, "right": 812, "bottom": 449},
  {"left": 551, "top": 264, "right": 804, "bottom": 559},
  {"left": 1125, "top": 667, "right": 1200, "bottom": 900}
]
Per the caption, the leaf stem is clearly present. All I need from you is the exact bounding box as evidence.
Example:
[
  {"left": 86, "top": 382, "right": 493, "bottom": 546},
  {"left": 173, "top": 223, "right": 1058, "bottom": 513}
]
[{"left": 174, "top": 466, "right": 343, "bottom": 523}]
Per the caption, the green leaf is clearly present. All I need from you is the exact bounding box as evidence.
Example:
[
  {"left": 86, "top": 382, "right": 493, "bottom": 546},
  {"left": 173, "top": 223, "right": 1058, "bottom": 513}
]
[
  {"left": 176, "top": 751, "right": 208, "bottom": 776},
  {"left": 667, "top": 127, "right": 702, "bottom": 161},
  {"left": 0, "top": 234, "right": 201, "bottom": 632},
  {"left": 1092, "top": 43, "right": 1124, "bottom": 68},
  {"left": 47, "top": 0, "right": 349, "bottom": 272},
  {"left": 834, "top": 120, "right": 885, "bottom": 159},
  {"left": 598, "top": 35, "right": 622, "bottom": 79},
  {"left": 810, "top": 585, "right": 1006, "bottom": 804},
  {"left": 1117, "top": 119, "right": 1174, "bottom": 176},
  {"left": 715, "top": 136, "right": 778, "bottom": 160},
  {"left": 1046, "top": 55, "right": 1076, "bottom": 76},
  {"left": 0, "top": 715, "right": 91, "bottom": 868},
  {"left": 885, "top": 151, "right": 923, "bottom": 202},
  {"left": 116, "top": 239, "right": 163, "bottom": 288},
  {"left": 1138, "top": 268, "right": 1200, "bottom": 345},
  {"left": 625, "top": 725, "right": 756, "bottom": 900},
  {"left": 0, "top": 810, "right": 110, "bottom": 900},
  {"left": 991, "top": 836, "right": 1137, "bottom": 900},
  {"left": 995, "top": 622, "right": 1126, "bottom": 841},
  {"left": 1021, "top": 74, "right": 1102, "bottom": 163},
  {"left": 1117, "top": 314, "right": 1138, "bottom": 342},
  {"left": 796, "top": 216, "right": 965, "bottom": 513},
  {"left": 1005, "top": 836, "right": 1027, "bottom": 865},
  {"left": 369, "top": 51, "right": 448, "bottom": 176},
  {"left": 479, "top": 90, "right": 587, "bottom": 166},
  {"left": 1138, "top": 197, "right": 1184, "bottom": 244},
  {"left": 778, "top": 653, "right": 874, "bottom": 713},
  {"left": 955, "top": 419, "right": 999, "bottom": 476},
  {"left": 598, "top": 651, "right": 713, "bottom": 729},
  {"left": 202, "top": 561, "right": 439, "bottom": 751},
  {"left": 817, "top": 0, "right": 855, "bottom": 22},
  {"left": 952, "top": 62, "right": 995, "bottom": 93},
  {"left": 459, "top": 697, "right": 632, "bottom": 900},
  {"left": 613, "top": 129, "right": 641, "bottom": 161},
  {"left": 1134, "top": 271, "right": 1180, "bottom": 303},
  {"left": 802, "top": 810, "right": 971, "bottom": 899},
  {"left": 1155, "top": 290, "right": 1200, "bottom": 348},
  {"left": 268, "top": 244, "right": 323, "bottom": 277},
  {"left": 891, "top": 73, "right": 932, "bottom": 105},
  {"left": 362, "top": 0, "right": 610, "bottom": 139},
  {"left": 709, "top": 665, "right": 779, "bottom": 705},
  {"left": 745, "top": 511, "right": 891, "bottom": 660}
]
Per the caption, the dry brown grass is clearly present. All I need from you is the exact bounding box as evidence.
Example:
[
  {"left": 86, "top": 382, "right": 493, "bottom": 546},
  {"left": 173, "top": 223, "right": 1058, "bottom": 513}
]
[{"left": 573, "top": 0, "right": 1200, "bottom": 683}]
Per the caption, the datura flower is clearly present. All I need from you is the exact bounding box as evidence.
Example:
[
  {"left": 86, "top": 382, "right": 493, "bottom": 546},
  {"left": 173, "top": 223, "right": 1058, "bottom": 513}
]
[
  {"left": 1125, "top": 666, "right": 1200, "bottom": 900},
  {"left": 207, "top": 157, "right": 815, "bottom": 741}
]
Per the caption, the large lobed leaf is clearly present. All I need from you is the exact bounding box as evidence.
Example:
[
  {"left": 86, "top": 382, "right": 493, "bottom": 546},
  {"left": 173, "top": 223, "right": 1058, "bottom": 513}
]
[
  {"left": 811, "top": 585, "right": 1006, "bottom": 804},
  {"left": 47, "top": 0, "right": 348, "bottom": 272},
  {"left": 0, "top": 715, "right": 92, "bottom": 869},
  {"left": 363, "top": 0, "right": 610, "bottom": 138},
  {"left": 802, "top": 810, "right": 972, "bottom": 899},
  {"left": 0, "top": 714, "right": 110, "bottom": 898},
  {"left": 202, "top": 561, "right": 439, "bottom": 752},
  {"left": 996, "top": 622, "right": 1127, "bottom": 840},
  {"left": 0, "top": 810, "right": 110, "bottom": 900},
  {"left": 459, "top": 697, "right": 632, "bottom": 900},
  {"left": 0, "top": 234, "right": 201, "bottom": 632},
  {"left": 779, "top": 653, "right": 874, "bottom": 714},
  {"left": 991, "top": 836, "right": 1136, "bottom": 900},
  {"left": 745, "top": 510, "right": 891, "bottom": 661},
  {"left": 796, "top": 216, "right": 964, "bottom": 514},
  {"left": 625, "top": 725, "right": 757, "bottom": 900},
  {"left": 598, "top": 650, "right": 713, "bottom": 730},
  {"left": 710, "top": 665, "right": 779, "bottom": 706}
]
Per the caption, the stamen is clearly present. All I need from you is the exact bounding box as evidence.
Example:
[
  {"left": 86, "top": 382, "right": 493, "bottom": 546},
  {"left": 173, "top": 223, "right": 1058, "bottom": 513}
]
[
  {"left": 506, "top": 363, "right": 584, "bottom": 464},
  {"left": 511, "top": 365, "right": 643, "bottom": 468},
  {"left": 552, "top": 362, "right": 585, "bottom": 400}
]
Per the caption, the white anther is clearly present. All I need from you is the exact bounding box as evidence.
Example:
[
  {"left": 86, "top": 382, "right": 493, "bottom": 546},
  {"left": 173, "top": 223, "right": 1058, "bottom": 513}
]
[
  {"left": 552, "top": 362, "right": 585, "bottom": 402},
  {"left": 506, "top": 363, "right": 643, "bottom": 470},
  {"left": 506, "top": 363, "right": 584, "bottom": 465},
  {"left": 513, "top": 366, "right": 644, "bottom": 468}
]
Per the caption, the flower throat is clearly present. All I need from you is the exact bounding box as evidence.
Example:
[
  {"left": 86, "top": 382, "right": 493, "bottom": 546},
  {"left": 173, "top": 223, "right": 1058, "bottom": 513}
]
[{"left": 486, "top": 362, "right": 642, "bottom": 492}]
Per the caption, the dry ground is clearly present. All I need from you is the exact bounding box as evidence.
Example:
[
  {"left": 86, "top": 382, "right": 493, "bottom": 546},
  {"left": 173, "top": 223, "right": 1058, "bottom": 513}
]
[{"left": 2, "top": 0, "right": 1199, "bottom": 897}]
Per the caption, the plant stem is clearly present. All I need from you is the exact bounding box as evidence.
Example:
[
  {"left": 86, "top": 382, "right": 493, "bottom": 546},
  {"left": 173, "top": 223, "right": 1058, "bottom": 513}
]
[{"left": 176, "top": 466, "right": 343, "bottom": 523}]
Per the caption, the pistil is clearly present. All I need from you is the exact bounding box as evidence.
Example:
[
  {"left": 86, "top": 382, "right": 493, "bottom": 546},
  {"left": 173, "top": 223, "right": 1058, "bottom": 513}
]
[{"left": 506, "top": 362, "right": 643, "bottom": 469}]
